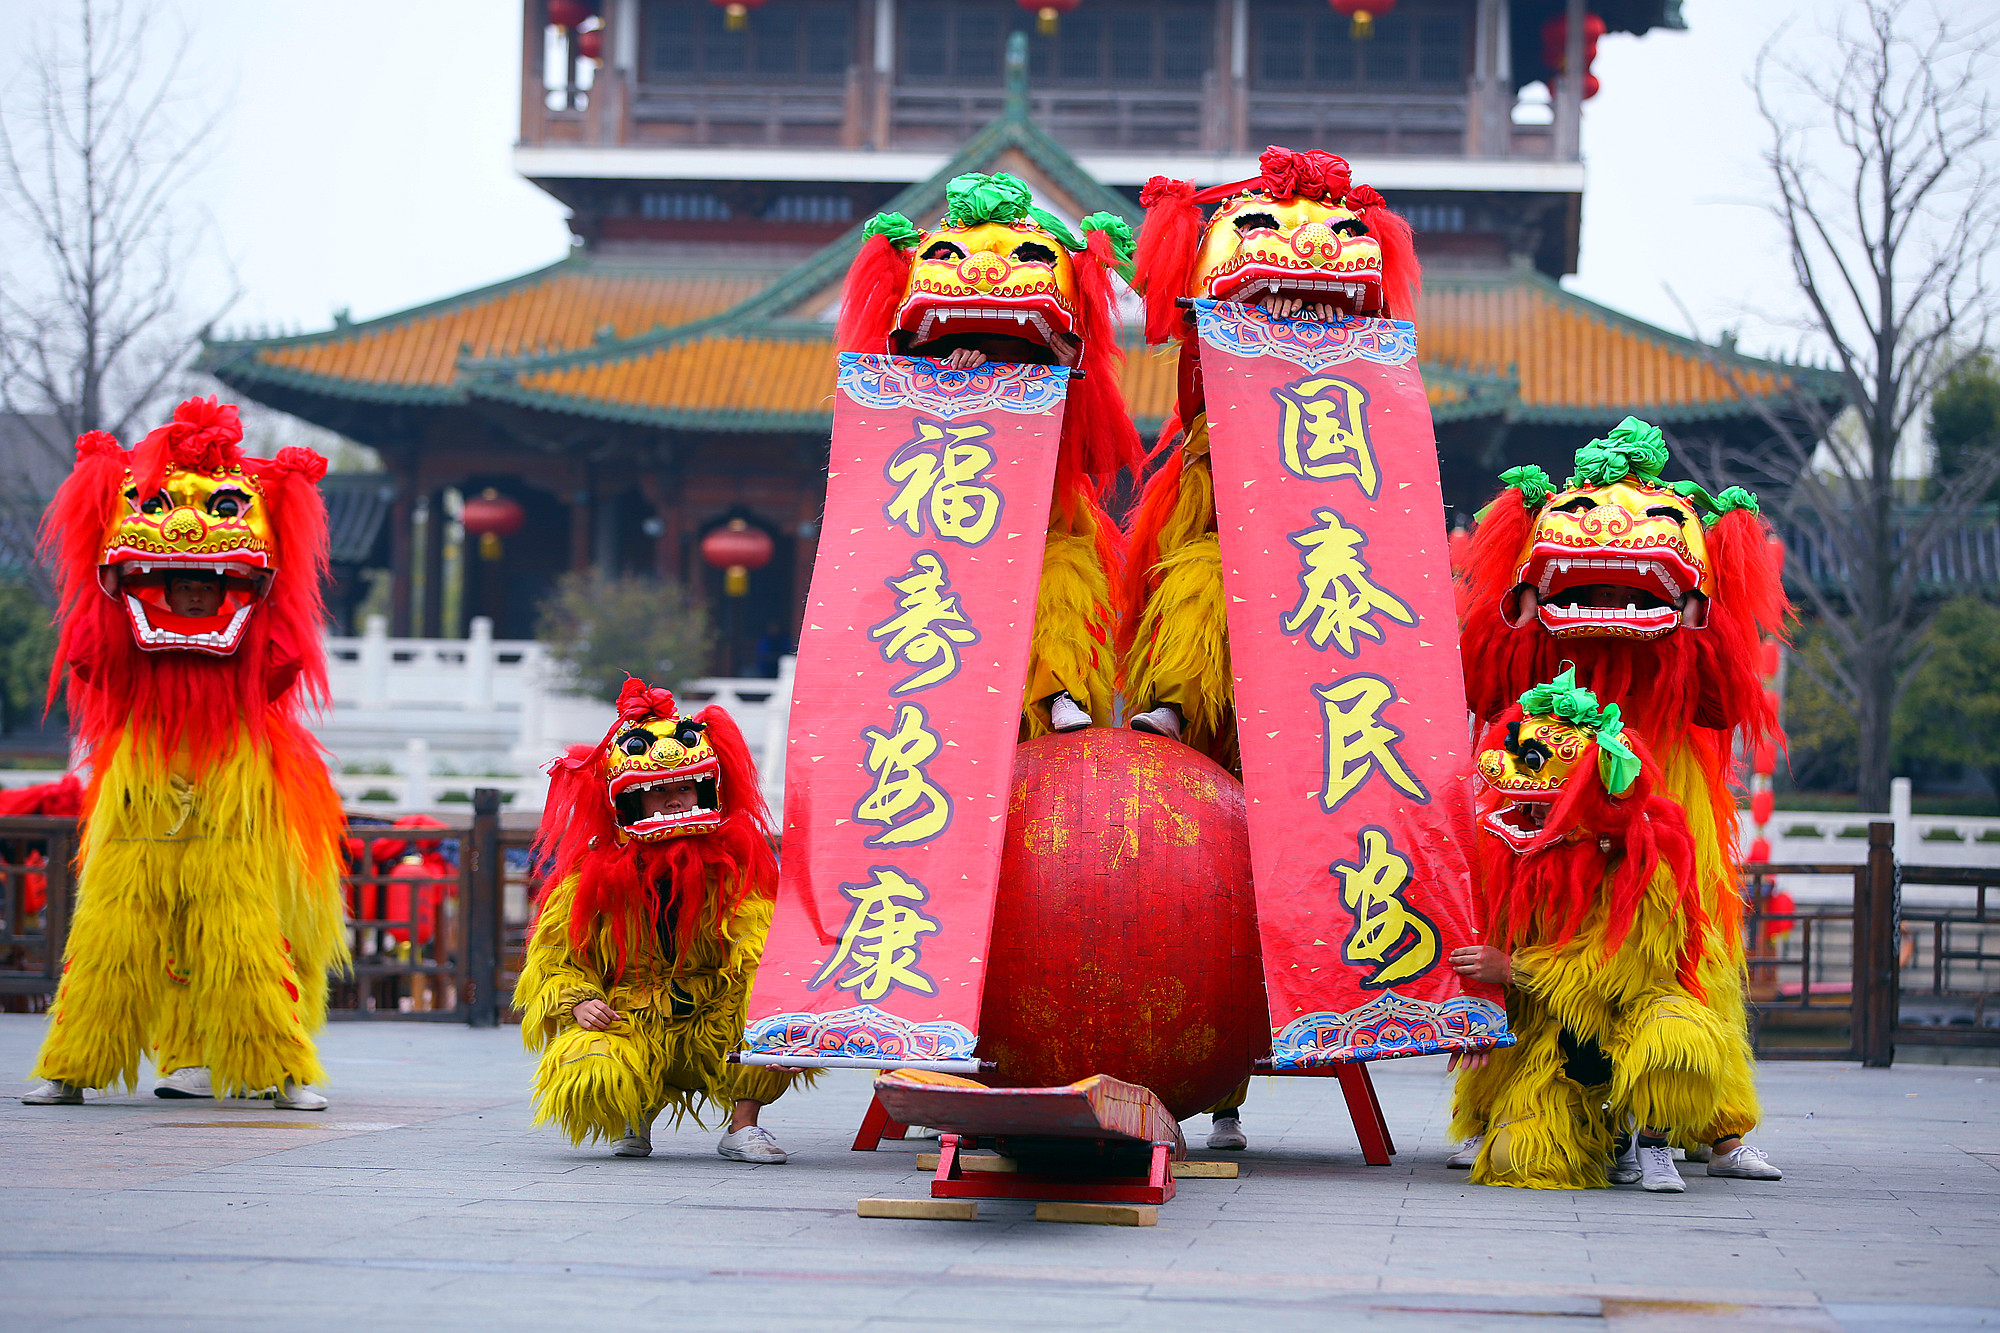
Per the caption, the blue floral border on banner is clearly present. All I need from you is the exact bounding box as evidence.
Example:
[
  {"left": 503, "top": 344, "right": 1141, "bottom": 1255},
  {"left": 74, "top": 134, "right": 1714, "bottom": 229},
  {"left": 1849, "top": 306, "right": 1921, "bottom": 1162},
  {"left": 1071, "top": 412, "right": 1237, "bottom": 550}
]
[
  {"left": 837, "top": 353, "right": 1071, "bottom": 420},
  {"left": 1191, "top": 298, "right": 1418, "bottom": 372},
  {"left": 1271, "top": 992, "right": 1515, "bottom": 1068},
  {"left": 743, "top": 1004, "right": 979, "bottom": 1063}
]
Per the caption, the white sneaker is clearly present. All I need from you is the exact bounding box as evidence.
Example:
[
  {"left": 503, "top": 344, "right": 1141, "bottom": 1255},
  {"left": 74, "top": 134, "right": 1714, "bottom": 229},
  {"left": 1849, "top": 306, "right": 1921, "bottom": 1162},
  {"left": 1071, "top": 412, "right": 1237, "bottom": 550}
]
[
  {"left": 1446, "top": 1134, "right": 1484, "bottom": 1169},
  {"left": 613, "top": 1123, "right": 653, "bottom": 1157},
  {"left": 1608, "top": 1136, "right": 1642, "bottom": 1184},
  {"left": 718, "top": 1125, "right": 789, "bottom": 1163},
  {"left": 154, "top": 1066, "right": 214, "bottom": 1099},
  {"left": 22, "top": 1080, "right": 83, "bottom": 1105},
  {"left": 1206, "top": 1115, "right": 1247, "bottom": 1151},
  {"left": 1130, "top": 705, "right": 1182, "bottom": 740},
  {"left": 1638, "top": 1143, "right": 1685, "bottom": 1193},
  {"left": 1707, "top": 1144, "right": 1782, "bottom": 1179},
  {"left": 273, "top": 1080, "right": 328, "bottom": 1111},
  {"left": 1048, "top": 692, "right": 1092, "bottom": 733}
]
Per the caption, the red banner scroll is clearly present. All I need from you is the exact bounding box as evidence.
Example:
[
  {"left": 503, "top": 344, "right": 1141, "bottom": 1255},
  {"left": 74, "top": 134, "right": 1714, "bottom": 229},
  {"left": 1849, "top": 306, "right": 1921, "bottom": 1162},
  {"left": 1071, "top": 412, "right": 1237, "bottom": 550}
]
[
  {"left": 743, "top": 353, "right": 1070, "bottom": 1069},
  {"left": 1194, "top": 300, "right": 1511, "bottom": 1067}
]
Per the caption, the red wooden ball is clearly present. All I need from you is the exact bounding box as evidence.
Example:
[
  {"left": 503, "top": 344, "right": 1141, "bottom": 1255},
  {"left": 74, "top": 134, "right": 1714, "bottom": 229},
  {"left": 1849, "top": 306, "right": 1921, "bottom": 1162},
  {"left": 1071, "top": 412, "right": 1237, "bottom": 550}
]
[{"left": 976, "top": 728, "right": 1267, "bottom": 1121}]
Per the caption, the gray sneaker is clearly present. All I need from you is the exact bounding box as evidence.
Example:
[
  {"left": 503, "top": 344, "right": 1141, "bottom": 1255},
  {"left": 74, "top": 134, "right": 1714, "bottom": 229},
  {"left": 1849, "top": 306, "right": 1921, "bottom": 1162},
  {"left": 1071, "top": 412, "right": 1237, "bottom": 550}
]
[
  {"left": 22, "top": 1079, "right": 83, "bottom": 1105},
  {"left": 718, "top": 1125, "right": 789, "bottom": 1163},
  {"left": 272, "top": 1079, "right": 328, "bottom": 1111},
  {"left": 154, "top": 1066, "right": 214, "bottom": 1099},
  {"left": 1446, "top": 1134, "right": 1484, "bottom": 1169},
  {"left": 1129, "top": 705, "right": 1182, "bottom": 740},
  {"left": 1638, "top": 1144, "right": 1685, "bottom": 1193},
  {"left": 1707, "top": 1144, "right": 1782, "bottom": 1179},
  {"left": 1206, "top": 1115, "right": 1247, "bottom": 1151},
  {"left": 613, "top": 1123, "right": 653, "bottom": 1158},
  {"left": 1608, "top": 1136, "right": 1642, "bottom": 1185}
]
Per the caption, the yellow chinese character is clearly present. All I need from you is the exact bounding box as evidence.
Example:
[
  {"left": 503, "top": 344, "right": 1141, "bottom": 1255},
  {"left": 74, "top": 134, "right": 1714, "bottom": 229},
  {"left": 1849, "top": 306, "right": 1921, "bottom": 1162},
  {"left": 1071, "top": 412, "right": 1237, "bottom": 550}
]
[
  {"left": 1313, "top": 674, "right": 1429, "bottom": 813},
  {"left": 868, "top": 551, "right": 981, "bottom": 694},
  {"left": 854, "top": 703, "right": 951, "bottom": 847},
  {"left": 1272, "top": 375, "right": 1378, "bottom": 496},
  {"left": 884, "top": 418, "right": 1004, "bottom": 546},
  {"left": 811, "top": 866, "right": 941, "bottom": 1001},
  {"left": 1334, "top": 827, "right": 1439, "bottom": 989},
  {"left": 1283, "top": 507, "right": 1416, "bottom": 656}
]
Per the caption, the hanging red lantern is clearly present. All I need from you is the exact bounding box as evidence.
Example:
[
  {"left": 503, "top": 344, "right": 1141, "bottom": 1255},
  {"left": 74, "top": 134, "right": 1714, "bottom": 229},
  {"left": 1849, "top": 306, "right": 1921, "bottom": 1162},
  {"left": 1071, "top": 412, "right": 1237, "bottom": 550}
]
[
  {"left": 701, "top": 518, "right": 774, "bottom": 597},
  {"left": 710, "top": 0, "right": 768, "bottom": 31},
  {"left": 1749, "top": 837, "right": 1774, "bottom": 867},
  {"left": 1540, "top": 12, "right": 1606, "bottom": 98},
  {"left": 1766, "top": 533, "right": 1786, "bottom": 573},
  {"left": 1750, "top": 788, "right": 1775, "bottom": 828},
  {"left": 1765, "top": 890, "right": 1796, "bottom": 938},
  {"left": 1759, "top": 640, "right": 1781, "bottom": 679},
  {"left": 1330, "top": 0, "right": 1397, "bottom": 40},
  {"left": 461, "top": 489, "right": 526, "bottom": 561},
  {"left": 1017, "top": 0, "right": 1081, "bottom": 36},
  {"left": 1752, "top": 737, "right": 1777, "bottom": 778},
  {"left": 547, "top": 0, "right": 593, "bottom": 30},
  {"left": 576, "top": 27, "right": 604, "bottom": 62}
]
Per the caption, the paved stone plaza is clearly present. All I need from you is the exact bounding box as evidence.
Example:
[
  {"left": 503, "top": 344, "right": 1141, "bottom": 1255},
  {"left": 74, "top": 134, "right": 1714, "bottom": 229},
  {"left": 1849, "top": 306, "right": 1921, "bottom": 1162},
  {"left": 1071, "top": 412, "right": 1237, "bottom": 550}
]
[{"left": 1, "top": 1015, "right": 1995, "bottom": 1332}]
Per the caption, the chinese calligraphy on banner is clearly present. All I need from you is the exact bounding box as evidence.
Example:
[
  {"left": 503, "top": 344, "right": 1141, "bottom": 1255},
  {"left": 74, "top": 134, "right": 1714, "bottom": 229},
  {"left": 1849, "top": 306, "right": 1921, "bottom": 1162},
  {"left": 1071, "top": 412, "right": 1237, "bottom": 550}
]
[
  {"left": 742, "top": 354, "right": 1070, "bottom": 1068},
  {"left": 1194, "top": 300, "right": 1512, "bottom": 1067}
]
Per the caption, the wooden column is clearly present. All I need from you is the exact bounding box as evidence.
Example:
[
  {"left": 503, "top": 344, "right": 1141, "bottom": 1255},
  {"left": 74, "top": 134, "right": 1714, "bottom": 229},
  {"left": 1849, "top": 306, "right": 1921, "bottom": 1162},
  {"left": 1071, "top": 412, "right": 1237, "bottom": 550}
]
[
  {"left": 388, "top": 460, "right": 417, "bottom": 637},
  {"left": 568, "top": 480, "right": 593, "bottom": 574},
  {"left": 1466, "top": 0, "right": 1513, "bottom": 158},
  {"left": 1553, "top": 0, "right": 1583, "bottom": 162},
  {"left": 419, "top": 489, "right": 447, "bottom": 638},
  {"left": 871, "top": 0, "right": 894, "bottom": 149}
]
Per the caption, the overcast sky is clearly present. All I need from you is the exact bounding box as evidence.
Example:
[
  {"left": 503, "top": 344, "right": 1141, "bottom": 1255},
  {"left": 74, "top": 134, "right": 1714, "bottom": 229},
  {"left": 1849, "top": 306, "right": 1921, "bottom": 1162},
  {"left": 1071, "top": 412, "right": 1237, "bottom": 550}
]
[{"left": 3, "top": 0, "right": 1994, "bottom": 363}]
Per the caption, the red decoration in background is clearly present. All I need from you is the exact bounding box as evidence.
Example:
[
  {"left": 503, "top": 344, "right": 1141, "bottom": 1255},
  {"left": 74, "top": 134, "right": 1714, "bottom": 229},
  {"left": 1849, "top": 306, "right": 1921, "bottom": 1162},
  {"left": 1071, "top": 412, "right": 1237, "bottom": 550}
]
[
  {"left": 1750, "top": 789, "right": 1775, "bottom": 827},
  {"left": 1540, "top": 12, "right": 1606, "bottom": 99},
  {"left": 576, "top": 28, "right": 604, "bottom": 61},
  {"left": 460, "top": 490, "right": 525, "bottom": 538},
  {"left": 1760, "top": 640, "right": 1781, "bottom": 678},
  {"left": 1750, "top": 837, "right": 1773, "bottom": 865},
  {"left": 710, "top": 0, "right": 767, "bottom": 31},
  {"left": 1330, "top": 0, "right": 1397, "bottom": 40},
  {"left": 979, "top": 731, "right": 1267, "bottom": 1120},
  {"left": 701, "top": 518, "right": 774, "bottom": 598},
  {"left": 1018, "top": 0, "right": 1081, "bottom": 37},
  {"left": 546, "top": 0, "right": 593, "bottom": 30},
  {"left": 1765, "top": 890, "right": 1796, "bottom": 938},
  {"left": 1752, "top": 737, "right": 1776, "bottom": 777}
]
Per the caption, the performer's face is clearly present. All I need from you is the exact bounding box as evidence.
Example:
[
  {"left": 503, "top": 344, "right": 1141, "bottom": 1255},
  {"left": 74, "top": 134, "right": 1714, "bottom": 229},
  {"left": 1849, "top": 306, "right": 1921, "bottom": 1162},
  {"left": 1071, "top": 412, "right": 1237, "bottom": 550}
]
[
  {"left": 603, "top": 713, "right": 725, "bottom": 842},
  {"left": 1191, "top": 192, "right": 1386, "bottom": 320},
  {"left": 166, "top": 574, "right": 224, "bottom": 618},
  {"left": 1504, "top": 478, "right": 1713, "bottom": 640},
  {"left": 894, "top": 220, "right": 1082, "bottom": 366}
]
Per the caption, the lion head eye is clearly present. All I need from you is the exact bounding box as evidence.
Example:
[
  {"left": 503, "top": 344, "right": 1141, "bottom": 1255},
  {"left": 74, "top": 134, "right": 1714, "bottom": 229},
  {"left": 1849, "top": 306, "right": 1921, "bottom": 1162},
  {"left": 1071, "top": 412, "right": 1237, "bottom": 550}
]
[
  {"left": 209, "top": 490, "right": 247, "bottom": 519},
  {"left": 675, "top": 722, "right": 706, "bottom": 748},
  {"left": 922, "top": 241, "right": 966, "bottom": 262},
  {"left": 1232, "top": 211, "right": 1281, "bottom": 235},
  {"left": 618, "top": 732, "right": 651, "bottom": 757},
  {"left": 139, "top": 493, "right": 167, "bottom": 516},
  {"left": 1332, "top": 218, "right": 1369, "bottom": 238},
  {"left": 1010, "top": 242, "right": 1057, "bottom": 265}
]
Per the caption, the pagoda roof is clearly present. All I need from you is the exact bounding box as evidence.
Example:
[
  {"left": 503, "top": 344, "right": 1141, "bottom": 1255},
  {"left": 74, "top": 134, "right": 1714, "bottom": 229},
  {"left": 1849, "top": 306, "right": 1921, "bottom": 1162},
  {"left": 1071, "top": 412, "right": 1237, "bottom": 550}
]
[{"left": 204, "top": 73, "right": 1830, "bottom": 440}]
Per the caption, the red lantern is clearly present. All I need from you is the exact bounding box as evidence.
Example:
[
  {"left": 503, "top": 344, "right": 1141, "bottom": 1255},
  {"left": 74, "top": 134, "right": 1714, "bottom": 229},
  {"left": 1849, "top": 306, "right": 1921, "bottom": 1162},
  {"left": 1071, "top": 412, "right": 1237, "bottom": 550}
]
[
  {"left": 710, "top": 0, "right": 767, "bottom": 31},
  {"left": 1766, "top": 533, "right": 1786, "bottom": 572},
  {"left": 576, "top": 28, "right": 604, "bottom": 62},
  {"left": 1018, "top": 0, "right": 1081, "bottom": 36},
  {"left": 1766, "top": 686, "right": 1783, "bottom": 716},
  {"left": 1765, "top": 890, "right": 1796, "bottom": 938},
  {"left": 1749, "top": 837, "right": 1773, "bottom": 866},
  {"left": 1752, "top": 737, "right": 1777, "bottom": 777},
  {"left": 1330, "top": 0, "right": 1396, "bottom": 40},
  {"left": 1759, "top": 640, "right": 1781, "bottom": 679},
  {"left": 1750, "top": 788, "right": 1775, "bottom": 827},
  {"left": 547, "top": 0, "right": 593, "bottom": 30},
  {"left": 1540, "top": 12, "right": 1606, "bottom": 98},
  {"left": 460, "top": 489, "right": 525, "bottom": 561},
  {"left": 701, "top": 518, "right": 774, "bottom": 597}
]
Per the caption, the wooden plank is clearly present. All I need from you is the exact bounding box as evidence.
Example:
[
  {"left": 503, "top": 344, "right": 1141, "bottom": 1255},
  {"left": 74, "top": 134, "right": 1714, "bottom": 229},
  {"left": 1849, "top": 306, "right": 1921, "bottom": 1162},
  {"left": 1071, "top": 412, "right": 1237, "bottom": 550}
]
[
  {"left": 915, "top": 1152, "right": 1017, "bottom": 1172},
  {"left": 857, "top": 1198, "right": 978, "bottom": 1221},
  {"left": 1169, "top": 1160, "right": 1239, "bottom": 1178},
  {"left": 1035, "top": 1202, "right": 1157, "bottom": 1227}
]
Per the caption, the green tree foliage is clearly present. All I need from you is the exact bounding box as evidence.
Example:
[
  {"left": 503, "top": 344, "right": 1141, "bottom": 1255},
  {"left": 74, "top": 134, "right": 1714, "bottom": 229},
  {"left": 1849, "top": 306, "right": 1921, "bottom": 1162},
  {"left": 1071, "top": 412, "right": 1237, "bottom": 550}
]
[
  {"left": 0, "top": 583, "right": 58, "bottom": 734},
  {"left": 1928, "top": 354, "right": 2000, "bottom": 505},
  {"left": 1894, "top": 596, "right": 2000, "bottom": 807},
  {"left": 1780, "top": 622, "right": 1859, "bottom": 793},
  {"left": 535, "top": 571, "right": 712, "bottom": 704}
]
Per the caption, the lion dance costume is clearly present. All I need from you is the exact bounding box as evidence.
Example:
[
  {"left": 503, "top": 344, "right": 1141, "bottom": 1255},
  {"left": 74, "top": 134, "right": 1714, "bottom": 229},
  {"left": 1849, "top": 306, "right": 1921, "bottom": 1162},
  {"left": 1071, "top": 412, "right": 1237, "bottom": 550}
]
[
  {"left": 1452, "top": 669, "right": 1740, "bottom": 1189},
  {"left": 1457, "top": 417, "right": 1787, "bottom": 1158},
  {"left": 28, "top": 396, "right": 348, "bottom": 1100},
  {"left": 1124, "top": 145, "right": 1421, "bottom": 765},
  {"left": 515, "top": 679, "right": 805, "bottom": 1152},
  {"left": 836, "top": 171, "right": 1141, "bottom": 736}
]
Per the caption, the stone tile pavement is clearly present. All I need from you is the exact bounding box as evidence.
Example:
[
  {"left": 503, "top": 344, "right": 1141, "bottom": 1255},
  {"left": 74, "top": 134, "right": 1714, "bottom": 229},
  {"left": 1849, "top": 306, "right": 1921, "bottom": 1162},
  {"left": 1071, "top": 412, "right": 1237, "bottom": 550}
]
[{"left": 2, "top": 1015, "right": 1995, "bottom": 1332}]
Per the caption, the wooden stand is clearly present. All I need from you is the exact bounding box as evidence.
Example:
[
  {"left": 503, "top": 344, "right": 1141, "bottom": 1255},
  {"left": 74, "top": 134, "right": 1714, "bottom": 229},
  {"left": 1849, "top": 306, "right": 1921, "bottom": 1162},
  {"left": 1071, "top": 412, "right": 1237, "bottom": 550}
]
[
  {"left": 930, "top": 1133, "right": 1177, "bottom": 1206},
  {"left": 1336, "top": 1061, "right": 1397, "bottom": 1166},
  {"left": 850, "top": 1093, "right": 909, "bottom": 1151}
]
